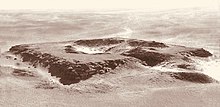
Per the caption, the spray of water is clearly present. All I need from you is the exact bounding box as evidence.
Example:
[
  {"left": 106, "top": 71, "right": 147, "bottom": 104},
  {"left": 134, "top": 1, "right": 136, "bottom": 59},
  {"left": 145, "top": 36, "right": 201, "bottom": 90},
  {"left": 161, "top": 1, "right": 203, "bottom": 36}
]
[{"left": 193, "top": 56, "right": 220, "bottom": 81}]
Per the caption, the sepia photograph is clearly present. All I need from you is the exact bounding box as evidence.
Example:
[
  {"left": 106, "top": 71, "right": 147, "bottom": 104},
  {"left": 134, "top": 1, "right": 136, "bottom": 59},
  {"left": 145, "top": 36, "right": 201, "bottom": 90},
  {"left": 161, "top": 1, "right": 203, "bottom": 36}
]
[{"left": 0, "top": 0, "right": 220, "bottom": 107}]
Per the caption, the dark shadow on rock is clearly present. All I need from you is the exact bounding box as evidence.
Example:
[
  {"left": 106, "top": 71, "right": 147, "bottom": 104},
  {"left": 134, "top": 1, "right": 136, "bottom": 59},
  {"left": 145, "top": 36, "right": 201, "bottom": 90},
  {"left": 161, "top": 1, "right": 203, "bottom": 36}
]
[
  {"left": 122, "top": 47, "right": 171, "bottom": 66},
  {"left": 177, "top": 64, "right": 195, "bottom": 70},
  {"left": 180, "top": 48, "right": 212, "bottom": 57},
  {"left": 161, "top": 72, "right": 218, "bottom": 83}
]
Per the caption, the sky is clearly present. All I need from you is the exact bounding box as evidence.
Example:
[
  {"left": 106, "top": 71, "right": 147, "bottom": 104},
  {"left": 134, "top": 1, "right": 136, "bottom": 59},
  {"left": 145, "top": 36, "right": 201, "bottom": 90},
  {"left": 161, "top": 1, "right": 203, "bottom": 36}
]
[{"left": 0, "top": 0, "right": 219, "bottom": 10}]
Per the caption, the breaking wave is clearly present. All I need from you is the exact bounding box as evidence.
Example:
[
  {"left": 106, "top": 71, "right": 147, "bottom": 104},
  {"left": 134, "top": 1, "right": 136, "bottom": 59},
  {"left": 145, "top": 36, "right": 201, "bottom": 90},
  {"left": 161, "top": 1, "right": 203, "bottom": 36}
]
[{"left": 193, "top": 56, "right": 220, "bottom": 81}]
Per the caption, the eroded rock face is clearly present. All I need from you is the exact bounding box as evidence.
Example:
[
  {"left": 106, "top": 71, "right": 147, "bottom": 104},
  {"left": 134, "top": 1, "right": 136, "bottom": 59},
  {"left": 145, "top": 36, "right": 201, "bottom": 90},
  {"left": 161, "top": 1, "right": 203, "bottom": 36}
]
[
  {"left": 179, "top": 48, "right": 212, "bottom": 57},
  {"left": 75, "top": 38, "right": 125, "bottom": 47},
  {"left": 9, "top": 38, "right": 213, "bottom": 85},
  {"left": 127, "top": 39, "right": 168, "bottom": 48},
  {"left": 122, "top": 47, "right": 171, "bottom": 66},
  {"left": 177, "top": 64, "right": 195, "bottom": 70},
  {"left": 188, "top": 48, "right": 212, "bottom": 57}
]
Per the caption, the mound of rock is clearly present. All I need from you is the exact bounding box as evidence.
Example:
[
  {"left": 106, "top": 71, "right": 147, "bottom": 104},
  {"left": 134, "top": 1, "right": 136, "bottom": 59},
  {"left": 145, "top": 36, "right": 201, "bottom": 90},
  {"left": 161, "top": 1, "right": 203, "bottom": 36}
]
[
  {"left": 179, "top": 48, "right": 212, "bottom": 57},
  {"left": 9, "top": 38, "right": 213, "bottom": 85},
  {"left": 122, "top": 47, "right": 171, "bottom": 66},
  {"left": 161, "top": 72, "right": 218, "bottom": 83},
  {"left": 127, "top": 39, "right": 168, "bottom": 48},
  {"left": 9, "top": 45, "right": 140, "bottom": 85}
]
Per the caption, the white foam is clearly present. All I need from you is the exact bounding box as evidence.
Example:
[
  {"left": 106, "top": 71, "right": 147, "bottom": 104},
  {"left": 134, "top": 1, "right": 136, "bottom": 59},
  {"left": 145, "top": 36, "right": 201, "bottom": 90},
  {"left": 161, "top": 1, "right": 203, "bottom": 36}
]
[
  {"left": 74, "top": 46, "right": 105, "bottom": 54},
  {"left": 151, "top": 65, "right": 187, "bottom": 73},
  {"left": 194, "top": 57, "right": 220, "bottom": 81}
]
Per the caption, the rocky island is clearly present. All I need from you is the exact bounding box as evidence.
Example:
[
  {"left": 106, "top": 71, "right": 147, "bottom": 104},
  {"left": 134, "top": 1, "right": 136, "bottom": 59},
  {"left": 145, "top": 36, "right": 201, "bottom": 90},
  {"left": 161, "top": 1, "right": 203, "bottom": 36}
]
[{"left": 9, "top": 38, "right": 215, "bottom": 85}]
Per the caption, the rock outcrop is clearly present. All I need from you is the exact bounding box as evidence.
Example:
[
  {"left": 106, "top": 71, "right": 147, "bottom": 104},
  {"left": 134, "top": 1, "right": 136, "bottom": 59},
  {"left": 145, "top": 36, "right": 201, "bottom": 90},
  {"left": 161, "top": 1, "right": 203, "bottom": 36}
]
[
  {"left": 9, "top": 38, "right": 213, "bottom": 85},
  {"left": 179, "top": 48, "right": 212, "bottom": 57},
  {"left": 122, "top": 47, "right": 172, "bottom": 66},
  {"left": 161, "top": 72, "right": 217, "bottom": 83},
  {"left": 9, "top": 45, "right": 140, "bottom": 85}
]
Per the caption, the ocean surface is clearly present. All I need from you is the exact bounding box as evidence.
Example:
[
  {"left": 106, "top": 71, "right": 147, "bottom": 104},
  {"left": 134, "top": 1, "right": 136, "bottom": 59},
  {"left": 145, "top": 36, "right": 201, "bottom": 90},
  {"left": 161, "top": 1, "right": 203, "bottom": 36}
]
[{"left": 0, "top": 8, "right": 220, "bottom": 80}]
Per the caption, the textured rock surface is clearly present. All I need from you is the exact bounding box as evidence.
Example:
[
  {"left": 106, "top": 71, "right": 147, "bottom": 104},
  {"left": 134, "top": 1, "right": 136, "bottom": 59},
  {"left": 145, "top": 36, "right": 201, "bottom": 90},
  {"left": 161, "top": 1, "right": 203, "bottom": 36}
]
[
  {"left": 10, "top": 45, "right": 138, "bottom": 85},
  {"left": 161, "top": 72, "right": 217, "bottom": 83},
  {"left": 122, "top": 47, "right": 172, "bottom": 66},
  {"left": 9, "top": 38, "right": 213, "bottom": 85}
]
